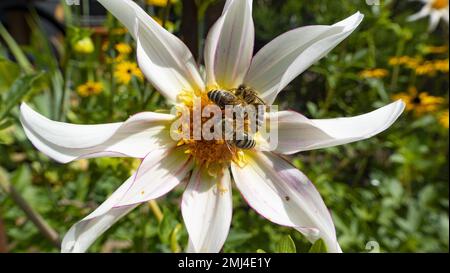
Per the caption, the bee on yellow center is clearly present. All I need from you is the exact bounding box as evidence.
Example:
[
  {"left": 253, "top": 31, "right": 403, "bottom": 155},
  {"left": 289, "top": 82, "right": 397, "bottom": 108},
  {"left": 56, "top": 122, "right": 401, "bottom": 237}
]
[{"left": 174, "top": 88, "right": 266, "bottom": 175}]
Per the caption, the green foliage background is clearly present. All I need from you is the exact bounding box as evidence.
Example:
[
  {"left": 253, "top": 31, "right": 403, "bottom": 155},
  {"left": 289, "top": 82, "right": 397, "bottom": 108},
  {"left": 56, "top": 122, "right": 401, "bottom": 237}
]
[{"left": 0, "top": 0, "right": 448, "bottom": 253}]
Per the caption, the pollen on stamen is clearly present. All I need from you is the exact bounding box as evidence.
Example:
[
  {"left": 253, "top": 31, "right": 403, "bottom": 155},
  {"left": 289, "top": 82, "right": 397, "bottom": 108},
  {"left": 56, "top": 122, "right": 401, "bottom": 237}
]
[{"left": 174, "top": 90, "right": 246, "bottom": 174}]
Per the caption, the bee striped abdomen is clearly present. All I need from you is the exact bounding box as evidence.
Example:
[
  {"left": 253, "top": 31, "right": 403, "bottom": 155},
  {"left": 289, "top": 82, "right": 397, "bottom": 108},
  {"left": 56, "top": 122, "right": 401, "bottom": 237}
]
[
  {"left": 207, "top": 90, "right": 238, "bottom": 108},
  {"left": 233, "top": 134, "right": 256, "bottom": 150}
]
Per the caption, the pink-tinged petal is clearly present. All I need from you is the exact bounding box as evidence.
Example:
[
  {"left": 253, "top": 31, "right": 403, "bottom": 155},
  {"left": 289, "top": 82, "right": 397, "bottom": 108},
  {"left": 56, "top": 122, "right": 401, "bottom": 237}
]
[
  {"left": 61, "top": 177, "right": 138, "bottom": 253},
  {"left": 244, "top": 12, "right": 363, "bottom": 104},
  {"left": 61, "top": 148, "right": 192, "bottom": 253},
  {"left": 231, "top": 151, "right": 341, "bottom": 253},
  {"left": 182, "top": 167, "right": 232, "bottom": 253},
  {"left": 263, "top": 100, "right": 405, "bottom": 154},
  {"left": 20, "top": 103, "right": 175, "bottom": 163},
  {"left": 98, "top": 0, "right": 204, "bottom": 102},
  {"left": 115, "top": 148, "right": 193, "bottom": 207},
  {"left": 204, "top": 0, "right": 254, "bottom": 89}
]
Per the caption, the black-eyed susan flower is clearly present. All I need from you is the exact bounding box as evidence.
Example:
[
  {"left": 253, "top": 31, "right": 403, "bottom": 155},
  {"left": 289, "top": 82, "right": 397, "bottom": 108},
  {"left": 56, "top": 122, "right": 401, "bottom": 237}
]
[
  {"left": 359, "top": 68, "right": 389, "bottom": 79},
  {"left": 389, "top": 56, "right": 449, "bottom": 75},
  {"left": 389, "top": 56, "right": 422, "bottom": 69},
  {"left": 415, "top": 61, "right": 438, "bottom": 76},
  {"left": 393, "top": 87, "right": 444, "bottom": 115},
  {"left": 415, "top": 59, "right": 449, "bottom": 75},
  {"left": 439, "top": 110, "right": 449, "bottom": 128},
  {"left": 423, "top": 45, "right": 449, "bottom": 54},
  {"left": 146, "top": 0, "right": 176, "bottom": 7},
  {"left": 76, "top": 81, "right": 103, "bottom": 97},
  {"left": 103, "top": 42, "right": 133, "bottom": 63},
  {"left": 19, "top": 0, "right": 405, "bottom": 254},
  {"left": 434, "top": 59, "right": 449, "bottom": 73},
  {"left": 408, "top": 0, "right": 449, "bottom": 31},
  {"left": 114, "top": 61, "right": 143, "bottom": 84},
  {"left": 115, "top": 43, "right": 132, "bottom": 55}
]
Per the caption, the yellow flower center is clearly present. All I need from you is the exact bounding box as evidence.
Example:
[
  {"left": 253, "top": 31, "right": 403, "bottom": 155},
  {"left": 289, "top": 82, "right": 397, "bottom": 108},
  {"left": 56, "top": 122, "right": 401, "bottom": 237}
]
[
  {"left": 432, "top": 0, "right": 448, "bottom": 10},
  {"left": 175, "top": 90, "right": 247, "bottom": 175}
]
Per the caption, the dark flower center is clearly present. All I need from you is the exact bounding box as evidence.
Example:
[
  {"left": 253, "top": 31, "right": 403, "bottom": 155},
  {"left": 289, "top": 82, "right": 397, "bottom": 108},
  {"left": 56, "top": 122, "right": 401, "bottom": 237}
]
[{"left": 412, "top": 96, "right": 422, "bottom": 105}]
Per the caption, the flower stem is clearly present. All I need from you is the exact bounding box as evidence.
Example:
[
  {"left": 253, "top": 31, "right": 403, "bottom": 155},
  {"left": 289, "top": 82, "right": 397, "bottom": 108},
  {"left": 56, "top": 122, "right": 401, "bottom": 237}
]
[
  {"left": 148, "top": 200, "right": 163, "bottom": 223},
  {"left": 390, "top": 39, "right": 405, "bottom": 91},
  {"left": 170, "top": 223, "right": 182, "bottom": 253}
]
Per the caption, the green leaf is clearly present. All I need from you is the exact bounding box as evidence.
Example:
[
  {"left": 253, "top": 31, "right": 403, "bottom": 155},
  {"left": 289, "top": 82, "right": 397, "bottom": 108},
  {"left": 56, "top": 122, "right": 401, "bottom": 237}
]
[
  {"left": 0, "top": 58, "right": 20, "bottom": 93},
  {"left": 0, "top": 71, "right": 45, "bottom": 121},
  {"left": 276, "top": 235, "right": 296, "bottom": 253},
  {"left": 0, "top": 22, "right": 33, "bottom": 74},
  {"left": 256, "top": 249, "right": 267, "bottom": 253},
  {"left": 309, "top": 239, "right": 328, "bottom": 253},
  {"left": 0, "top": 118, "right": 12, "bottom": 130},
  {"left": 67, "top": 26, "right": 93, "bottom": 46}
]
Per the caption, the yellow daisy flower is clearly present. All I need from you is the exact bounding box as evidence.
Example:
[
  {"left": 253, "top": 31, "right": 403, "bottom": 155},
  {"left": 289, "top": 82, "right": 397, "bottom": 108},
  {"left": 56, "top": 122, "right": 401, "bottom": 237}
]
[
  {"left": 146, "top": 0, "right": 177, "bottom": 7},
  {"left": 359, "top": 68, "right": 389, "bottom": 79},
  {"left": 389, "top": 56, "right": 422, "bottom": 69},
  {"left": 114, "top": 61, "right": 144, "bottom": 85},
  {"left": 102, "top": 42, "right": 133, "bottom": 63},
  {"left": 389, "top": 56, "right": 406, "bottom": 66},
  {"left": 423, "top": 45, "right": 449, "bottom": 54},
  {"left": 115, "top": 43, "right": 132, "bottom": 55},
  {"left": 415, "top": 61, "right": 438, "bottom": 76},
  {"left": 434, "top": 59, "right": 449, "bottom": 73},
  {"left": 439, "top": 110, "right": 449, "bottom": 128},
  {"left": 77, "top": 81, "right": 103, "bottom": 97},
  {"left": 392, "top": 87, "right": 445, "bottom": 115}
]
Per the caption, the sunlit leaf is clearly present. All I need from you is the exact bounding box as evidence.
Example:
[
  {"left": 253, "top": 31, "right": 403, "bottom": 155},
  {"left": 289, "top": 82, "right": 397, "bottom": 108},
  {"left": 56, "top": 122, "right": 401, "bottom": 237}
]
[
  {"left": 276, "top": 235, "right": 296, "bottom": 253},
  {"left": 309, "top": 239, "right": 328, "bottom": 253},
  {"left": 0, "top": 72, "right": 45, "bottom": 121}
]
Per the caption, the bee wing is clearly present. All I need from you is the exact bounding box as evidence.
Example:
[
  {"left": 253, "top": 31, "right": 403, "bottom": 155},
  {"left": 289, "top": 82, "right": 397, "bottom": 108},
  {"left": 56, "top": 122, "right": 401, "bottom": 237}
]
[{"left": 255, "top": 95, "right": 267, "bottom": 105}]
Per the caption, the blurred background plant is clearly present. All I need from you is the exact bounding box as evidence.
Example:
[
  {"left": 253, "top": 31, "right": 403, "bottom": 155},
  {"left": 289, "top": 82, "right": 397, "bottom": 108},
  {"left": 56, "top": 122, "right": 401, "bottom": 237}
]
[{"left": 0, "top": 0, "right": 448, "bottom": 253}]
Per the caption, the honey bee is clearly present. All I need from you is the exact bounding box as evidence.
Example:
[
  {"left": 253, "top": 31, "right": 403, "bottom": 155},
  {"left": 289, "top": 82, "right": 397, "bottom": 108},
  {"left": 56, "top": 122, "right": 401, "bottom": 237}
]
[
  {"left": 207, "top": 89, "right": 240, "bottom": 109},
  {"left": 219, "top": 117, "right": 256, "bottom": 150},
  {"left": 207, "top": 85, "right": 265, "bottom": 108},
  {"left": 234, "top": 84, "right": 266, "bottom": 106},
  {"left": 207, "top": 85, "right": 264, "bottom": 150},
  {"left": 208, "top": 84, "right": 266, "bottom": 128}
]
